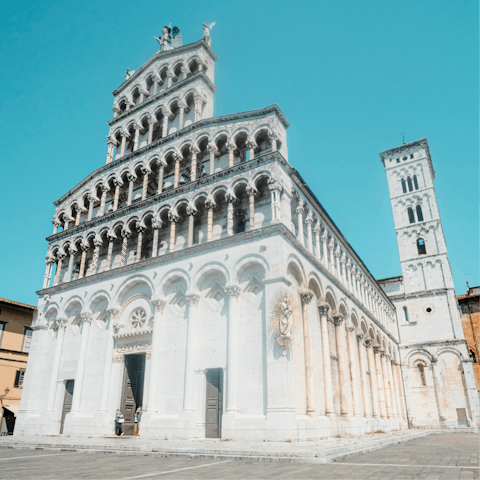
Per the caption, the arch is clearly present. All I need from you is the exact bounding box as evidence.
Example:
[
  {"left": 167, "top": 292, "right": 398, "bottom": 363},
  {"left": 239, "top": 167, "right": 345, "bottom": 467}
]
[
  {"left": 417, "top": 237, "right": 426, "bottom": 255},
  {"left": 325, "top": 290, "right": 337, "bottom": 313},
  {"left": 405, "top": 348, "right": 435, "bottom": 366},
  {"left": 114, "top": 275, "right": 154, "bottom": 307},
  {"left": 158, "top": 269, "right": 191, "bottom": 296},
  {"left": 63, "top": 296, "right": 85, "bottom": 315},
  {"left": 87, "top": 290, "right": 112, "bottom": 310},
  {"left": 234, "top": 255, "right": 269, "bottom": 284},
  {"left": 285, "top": 254, "right": 306, "bottom": 286},
  {"left": 307, "top": 274, "right": 323, "bottom": 300},
  {"left": 194, "top": 262, "right": 230, "bottom": 290},
  {"left": 416, "top": 205, "right": 424, "bottom": 222}
]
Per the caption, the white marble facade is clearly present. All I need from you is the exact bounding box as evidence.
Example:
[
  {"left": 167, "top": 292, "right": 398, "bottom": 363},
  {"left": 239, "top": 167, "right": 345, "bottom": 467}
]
[{"left": 15, "top": 27, "right": 478, "bottom": 441}]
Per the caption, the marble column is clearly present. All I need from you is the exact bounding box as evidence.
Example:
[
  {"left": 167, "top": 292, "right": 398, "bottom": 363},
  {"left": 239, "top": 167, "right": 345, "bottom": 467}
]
[
  {"left": 87, "top": 195, "right": 95, "bottom": 221},
  {"left": 301, "top": 290, "right": 315, "bottom": 417},
  {"left": 151, "top": 220, "right": 161, "bottom": 258},
  {"left": 52, "top": 220, "right": 60, "bottom": 235},
  {"left": 206, "top": 199, "right": 215, "bottom": 242},
  {"left": 246, "top": 186, "right": 256, "bottom": 230},
  {"left": 126, "top": 174, "right": 135, "bottom": 206},
  {"left": 347, "top": 324, "right": 362, "bottom": 417},
  {"left": 226, "top": 194, "right": 235, "bottom": 236},
  {"left": 357, "top": 333, "right": 371, "bottom": 417},
  {"left": 246, "top": 140, "right": 256, "bottom": 161},
  {"left": 186, "top": 206, "right": 196, "bottom": 248},
  {"left": 133, "top": 125, "right": 141, "bottom": 151},
  {"left": 45, "top": 317, "right": 68, "bottom": 412},
  {"left": 135, "top": 224, "right": 145, "bottom": 262},
  {"left": 321, "top": 231, "right": 329, "bottom": 267},
  {"left": 183, "top": 293, "right": 200, "bottom": 412},
  {"left": 147, "top": 118, "right": 155, "bottom": 144},
  {"left": 43, "top": 256, "right": 55, "bottom": 288},
  {"left": 70, "top": 311, "right": 93, "bottom": 414},
  {"left": 90, "top": 239, "right": 101, "bottom": 274},
  {"left": 374, "top": 346, "right": 387, "bottom": 419},
  {"left": 313, "top": 224, "right": 321, "bottom": 261},
  {"left": 98, "top": 185, "right": 108, "bottom": 217},
  {"left": 119, "top": 132, "right": 127, "bottom": 157},
  {"left": 340, "top": 253, "right": 347, "bottom": 287},
  {"left": 147, "top": 299, "right": 166, "bottom": 413},
  {"left": 65, "top": 247, "right": 76, "bottom": 283},
  {"left": 78, "top": 244, "right": 88, "bottom": 278},
  {"left": 365, "top": 339, "right": 380, "bottom": 418},
  {"left": 106, "top": 139, "right": 116, "bottom": 164},
  {"left": 141, "top": 168, "right": 150, "bottom": 200},
  {"left": 162, "top": 108, "right": 170, "bottom": 136},
  {"left": 395, "top": 363, "right": 407, "bottom": 420},
  {"left": 74, "top": 206, "right": 81, "bottom": 226},
  {"left": 120, "top": 230, "right": 130, "bottom": 267},
  {"left": 208, "top": 144, "right": 217, "bottom": 175},
  {"left": 106, "top": 234, "right": 115, "bottom": 270},
  {"left": 173, "top": 155, "right": 181, "bottom": 188},
  {"left": 318, "top": 303, "right": 335, "bottom": 417},
  {"left": 168, "top": 212, "right": 178, "bottom": 252},
  {"left": 328, "top": 239, "right": 336, "bottom": 275},
  {"left": 334, "top": 246, "right": 341, "bottom": 279},
  {"left": 381, "top": 352, "right": 393, "bottom": 419},
  {"left": 227, "top": 143, "right": 235, "bottom": 168},
  {"left": 190, "top": 147, "right": 199, "bottom": 181},
  {"left": 225, "top": 285, "right": 241, "bottom": 413},
  {"left": 194, "top": 95, "right": 203, "bottom": 122},
  {"left": 178, "top": 102, "right": 186, "bottom": 130},
  {"left": 112, "top": 179, "right": 122, "bottom": 212},
  {"left": 156, "top": 159, "right": 166, "bottom": 194},
  {"left": 269, "top": 132, "right": 278, "bottom": 152},
  {"left": 334, "top": 314, "right": 349, "bottom": 416},
  {"left": 98, "top": 309, "right": 119, "bottom": 413},
  {"left": 295, "top": 202, "right": 305, "bottom": 246},
  {"left": 387, "top": 358, "right": 400, "bottom": 419},
  {"left": 53, "top": 254, "right": 65, "bottom": 286},
  {"left": 305, "top": 213, "right": 314, "bottom": 253},
  {"left": 431, "top": 358, "right": 446, "bottom": 420}
]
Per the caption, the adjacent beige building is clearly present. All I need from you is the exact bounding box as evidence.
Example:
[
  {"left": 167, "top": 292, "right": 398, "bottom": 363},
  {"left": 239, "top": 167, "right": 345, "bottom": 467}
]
[{"left": 0, "top": 298, "right": 36, "bottom": 434}]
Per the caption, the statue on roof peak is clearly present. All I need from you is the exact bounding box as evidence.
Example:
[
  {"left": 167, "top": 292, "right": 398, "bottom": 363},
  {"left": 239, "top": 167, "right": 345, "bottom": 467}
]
[{"left": 202, "top": 22, "right": 215, "bottom": 46}]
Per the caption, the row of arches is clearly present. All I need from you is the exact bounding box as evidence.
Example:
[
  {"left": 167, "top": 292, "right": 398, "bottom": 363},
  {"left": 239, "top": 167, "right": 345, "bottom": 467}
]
[
  {"left": 401, "top": 175, "right": 419, "bottom": 193},
  {"left": 407, "top": 205, "right": 424, "bottom": 224}
]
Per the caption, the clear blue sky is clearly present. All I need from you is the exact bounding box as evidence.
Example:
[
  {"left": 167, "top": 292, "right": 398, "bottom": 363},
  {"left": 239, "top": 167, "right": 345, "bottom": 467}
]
[{"left": 1, "top": 0, "right": 478, "bottom": 305}]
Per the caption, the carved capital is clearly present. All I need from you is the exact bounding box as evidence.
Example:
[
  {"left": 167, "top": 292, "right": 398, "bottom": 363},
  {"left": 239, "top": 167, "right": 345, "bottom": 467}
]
[
  {"left": 121, "top": 228, "right": 131, "bottom": 239},
  {"left": 186, "top": 293, "right": 200, "bottom": 306},
  {"left": 151, "top": 219, "right": 163, "bottom": 229},
  {"left": 136, "top": 223, "right": 146, "bottom": 233},
  {"left": 224, "top": 285, "right": 241, "bottom": 298},
  {"left": 151, "top": 298, "right": 167, "bottom": 313},
  {"left": 107, "top": 308, "right": 120, "bottom": 321},
  {"left": 300, "top": 289, "right": 314, "bottom": 305},
  {"left": 317, "top": 302, "right": 330, "bottom": 315},
  {"left": 168, "top": 211, "right": 180, "bottom": 223},
  {"left": 364, "top": 338, "right": 373, "bottom": 348},
  {"left": 332, "top": 314, "right": 344, "bottom": 326},
  {"left": 55, "top": 316, "right": 68, "bottom": 330},
  {"left": 304, "top": 212, "right": 314, "bottom": 225},
  {"left": 80, "top": 311, "right": 93, "bottom": 323}
]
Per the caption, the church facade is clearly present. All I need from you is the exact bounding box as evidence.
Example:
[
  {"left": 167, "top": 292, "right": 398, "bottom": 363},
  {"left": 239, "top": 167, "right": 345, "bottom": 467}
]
[{"left": 15, "top": 26, "right": 479, "bottom": 440}]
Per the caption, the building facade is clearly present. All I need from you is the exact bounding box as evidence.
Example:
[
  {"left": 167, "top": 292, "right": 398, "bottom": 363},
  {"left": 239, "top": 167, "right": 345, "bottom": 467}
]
[
  {"left": 0, "top": 298, "right": 36, "bottom": 434},
  {"left": 15, "top": 27, "right": 479, "bottom": 440},
  {"left": 458, "top": 286, "right": 480, "bottom": 398}
]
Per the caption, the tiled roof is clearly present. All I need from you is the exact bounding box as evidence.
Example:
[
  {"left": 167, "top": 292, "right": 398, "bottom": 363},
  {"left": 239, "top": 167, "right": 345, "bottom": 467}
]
[{"left": 0, "top": 298, "right": 37, "bottom": 310}]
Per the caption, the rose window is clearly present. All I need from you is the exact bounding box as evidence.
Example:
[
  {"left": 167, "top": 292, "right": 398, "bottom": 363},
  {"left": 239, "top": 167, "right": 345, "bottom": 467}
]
[{"left": 130, "top": 308, "right": 147, "bottom": 329}]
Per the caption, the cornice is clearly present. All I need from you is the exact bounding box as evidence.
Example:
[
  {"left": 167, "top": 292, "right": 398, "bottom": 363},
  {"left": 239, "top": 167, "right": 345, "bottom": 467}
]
[
  {"left": 399, "top": 338, "right": 466, "bottom": 349},
  {"left": 395, "top": 218, "right": 439, "bottom": 232},
  {"left": 54, "top": 105, "right": 289, "bottom": 206},
  {"left": 48, "top": 152, "right": 288, "bottom": 242},
  {"left": 108, "top": 72, "right": 217, "bottom": 126},
  {"left": 113, "top": 39, "right": 218, "bottom": 96},
  {"left": 387, "top": 287, "right": 453, "bottom": 301},
  {"left": 113, "top": 329, "right": 153, "bottom": 339},
  {"left": 379, "top": 138, "right": 428, "bottom": 159}
]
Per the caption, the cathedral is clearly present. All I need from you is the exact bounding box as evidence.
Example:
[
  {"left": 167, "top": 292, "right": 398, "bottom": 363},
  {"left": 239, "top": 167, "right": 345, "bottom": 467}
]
[{"left": 15, "top": 25, "right": 479, "bottom": 440}]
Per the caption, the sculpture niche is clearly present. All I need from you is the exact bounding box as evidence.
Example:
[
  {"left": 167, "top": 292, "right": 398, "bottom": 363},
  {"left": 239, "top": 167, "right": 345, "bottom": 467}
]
[{"left": 270, "top": 290, "right": 300, "bottom": 356}]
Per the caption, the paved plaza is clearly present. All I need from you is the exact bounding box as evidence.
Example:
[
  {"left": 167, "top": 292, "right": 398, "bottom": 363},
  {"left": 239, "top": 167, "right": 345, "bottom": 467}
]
[{"left": 0, "top": 433, "right": 478, "bottom": 479}]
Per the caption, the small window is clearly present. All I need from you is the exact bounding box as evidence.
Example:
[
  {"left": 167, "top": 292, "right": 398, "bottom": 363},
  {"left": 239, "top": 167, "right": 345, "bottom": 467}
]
[
  {"left": 407, "top": 176, "right": 413, "bottom": 192},
  {"left": 403, "top": 306, "right": 409, "bottom": 322},
  {"left": 407, "top": 207, "right": 415, "bottom": 224},
  {"left": 416, "top": 205, "right": 424, "bottom": 222},
  {"left": 22, "top": 327, "right": 33, "bottom": 353},
  {"left": 417, "top": 364, "right": 426, "bottom": 386},
  {"left": 396, "top": 158, "right": 400, "bottom": 163},
  {"left": 413, "top": 175, "right": 419, "bottom": 190},
  {"left": 403, "top": 156, "right": 408, "bottom": 161},
  {"left": 401, "top": 178, "right": 407, "bottom": 193},
  {"left": 417, "top": 238, "right": 426, "bottom": 255},
  {"left": 14, "top": 369, "right": 25, "bottom": 388},
  {"left": 410, "top": 154, "right": 414, "bottom": 159}
]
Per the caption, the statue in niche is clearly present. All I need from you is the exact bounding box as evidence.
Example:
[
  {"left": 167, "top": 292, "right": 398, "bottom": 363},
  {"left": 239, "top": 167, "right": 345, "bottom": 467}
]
[
  {"left": 202, "top": 22, "right": 216, "bottom": 46},
  {"left": 155, "top": 25, "right": 173, "bottom": 51},
  {"left": 279, "top": 295, "right": 293, "bottom": 337}
]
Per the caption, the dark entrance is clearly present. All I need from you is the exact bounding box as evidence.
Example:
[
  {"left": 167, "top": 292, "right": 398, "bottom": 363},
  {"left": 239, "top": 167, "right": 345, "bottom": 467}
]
[
  {"left": 205, "top": 368, "right": 223, "bottom": 438},
  {"left": 60, "top": 379, "right": 74, "bottom": 434},
  {"left": 121, "top": 354, "right": 145, "bottom": 435}
]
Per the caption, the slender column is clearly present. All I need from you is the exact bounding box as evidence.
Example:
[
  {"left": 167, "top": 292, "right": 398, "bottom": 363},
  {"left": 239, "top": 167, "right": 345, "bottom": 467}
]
[
  {"left": 431, "top": 359, "right": 446, "bottom": 420},
  {"left": 246, "top": 140, "right": 256, "bottom": 161},
  {"left": 193, "top": 94, "right": 203, "bottom": 122},
  {"left": 74, "top": 206, "right": 81, "bottom": 226},
  {"left": 151, "top": 220, "right": 161, "bottom": 258},
  {"left": 321, "top": 231, "right": 329, "bottom": 267},
  {"left": 147, "top": 118, "right": 155, "bottom": 144},
  {"left": 98, "top": 309, "right": 119, "bottom": 412},
  {"left": 89, "top": 239, "right": 101, "bottom": 274},
  {"left": 225, "top": 285, "right": 241, "bottom": 413},
  {"left": 334, "top": 246, "right": 341, "bottom": 279},
  {"left": 186, "top": 206, "right": 196, "bottom": 248},
  {"left": 226, "top": 195, "right": 235, "bottom": 236},
  {"left": 52, "top": 220, "right": 60, "bottom": 235},
  {"left": 70, "top": 311, "right": 92, "bottom": 413},
  {"left": 112, "top": 106, "right": 120, "bottom": 118},
  {"left": 120, "top": 230, "right": 130, "bottom": 267},
  {"left": 147, "top": 299, "right": 166, "bottom": 413},
  {"left": 227, "top": 143, "right": 235, "bottom": 168},
  {"left": 136, "top": 224, "right": 145, "bottom": 262},
  {"left": 106, "top": 140, "right": 116, "bottom": 164},
  {"left": 347, "top": 325, "right": 362, "bottom": 417},
  {"left": 183, "top": 293, "right": 200, "bottom": 411},
  {"left": 208, "top": 143, "right": 218, "bottom": 175},
  {"left": 87, "top": 195, "right": 95, "bottom": 221},
  {"left": 106, "top": 234, "right": 115, "bottom": 270},
  {"left": 166, "top": 71, "right": 174, "bottom": 88},
  {"left": 313, "top": 224, "right": 321, "bottom": 261},
  {"left": 169, "top": 213, "right": 178, "bottom": 252},
  {"left": 301, "top": 291, "right": 315, "bottom": 417},
  {"left": 340, "top": 253, "right": 347, "bottom": 286},
  {"left": 374, "top": 346, "right": 387, "bottom": 418},
  {"left": 173, "top": 155, "right": 181, "bottom": 188},
  {"left": 141, "top": 168, "right": 150, "bottom": 200},
  {"left": 126, "top": 174, "right": 135, "bottom": 206},
  {"left": 305, "top": 213, "right": 314, "bottom": 253},
  {"left": 357, "top": 333, "right": 371, "bottom": 417},
  {"left": 65, "top": 247, "right": 76, "bottom": 283},
  {"left": 365, "top": 340, "right": 380, "bottom": 418},
  {"left": 133, "top": 125, "right": 141, "bottom": 151},
  {"left": 119, "top": 132, "right": 127, "bottom": 157},
  {"left": 328, "top": 238, "right": 335, "bottom": 274},
  {"left": 387, "top": 358, "right": 400, "bottom": 419},
  {"left": 78, "top": 244, "right": 88, "bottom": 278},
  {"left": 156, "top": 160, "right": 166, "bottom": 194},
  {"left": 206, "top": 199, "right": 215, "bottom": 242},
  {"left": 43, "top": 256, "right": 55, "bottom": 288},
  {"left": 246, "top": 186, "right": 256, "bottom": 230},
  {"left": 395, "top": 363, "right": 407, "bottom": 420},
  {"left": 45, "top": 317, "right": 68, "bottom": 412},
  {"left": 63, "top": 216, "right": 71, "bottom": 231},
  {"left": 269, "top": 132, "right": 278, "bottom": 152},
  {"left": 98, "top": 185, "right": 108, "bottom": 217},
  {"left": 318, "top": 303, "right": 335, "bottom": 417},
  {"left": 190, "top": 147, "right": 199, "bottom": 181},
  {"left": 178, "top": 103, "right": 185, "bottom": 130},
  {"left": 53, "top": 254, "right": 64, "bottom": 286},
  {"left": 381, "top": 353, "right": 393, "bottom": 419},
  {"left": 180, "top": 65, "right": 189, "bottom": 81},
  {"left": 296, "top": 202, "right": 305, "bottom": 246},
  {"left": 333, "top": 314, "right": 349, "bottom": 416},
  {"left": 112, "top": 179, "right": 122, "bottom": 212}
]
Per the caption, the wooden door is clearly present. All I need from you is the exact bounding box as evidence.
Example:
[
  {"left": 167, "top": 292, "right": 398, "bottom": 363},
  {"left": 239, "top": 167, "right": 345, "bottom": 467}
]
[
  {"left": 121, "top": 354, "right": 145, "bottom": 435},
  {"left": 60, "top": 380, "right": 74, "bottom": 434},
  {"left": 205, "top": 368, "right": 223, "bottom": 438}
]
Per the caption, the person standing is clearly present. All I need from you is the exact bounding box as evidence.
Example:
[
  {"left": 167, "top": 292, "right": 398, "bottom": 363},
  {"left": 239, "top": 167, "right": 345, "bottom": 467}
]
[
  {"left": 134, "top": 407, "right": 142, "bottom": 436},
  {"left": 115, "top": 409, "right": 124, "bottom": 436}
]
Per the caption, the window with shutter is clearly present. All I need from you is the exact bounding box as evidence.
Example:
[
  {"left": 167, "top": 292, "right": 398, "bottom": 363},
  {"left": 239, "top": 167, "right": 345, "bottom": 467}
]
[
  {"left": 23, "top": 328, "right": 32, "bottom": 352},
  {"left": 14, "top": 370, "right": 25, "bottom": 388},
  {"left": 0, "top": 322, "right": 5, "bottom": 348}
]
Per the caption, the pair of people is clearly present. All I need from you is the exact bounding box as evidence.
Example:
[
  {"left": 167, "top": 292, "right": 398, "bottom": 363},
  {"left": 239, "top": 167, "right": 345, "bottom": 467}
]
[{"left": 114, "top": 407, "right": 142, "bottom": 436}]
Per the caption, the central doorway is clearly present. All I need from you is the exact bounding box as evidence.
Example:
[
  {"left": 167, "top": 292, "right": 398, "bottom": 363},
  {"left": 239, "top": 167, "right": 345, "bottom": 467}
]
[
  {"left": 205, "top": 368, "right": 223, "bottom": 438},
  {"left": 121, "top": 354, "right": 145, "bottom": 435}
]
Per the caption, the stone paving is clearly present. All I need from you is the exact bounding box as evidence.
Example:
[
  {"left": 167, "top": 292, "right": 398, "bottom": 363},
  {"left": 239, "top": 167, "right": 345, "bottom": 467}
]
[{"left": 0, "top": 432, "right": 477, "bottom": 479}]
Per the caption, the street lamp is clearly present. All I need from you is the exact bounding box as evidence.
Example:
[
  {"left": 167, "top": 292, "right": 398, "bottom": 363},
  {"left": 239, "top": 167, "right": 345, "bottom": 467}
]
[{"left": 0, "top": 388, "right": 9, "bottom": 406}]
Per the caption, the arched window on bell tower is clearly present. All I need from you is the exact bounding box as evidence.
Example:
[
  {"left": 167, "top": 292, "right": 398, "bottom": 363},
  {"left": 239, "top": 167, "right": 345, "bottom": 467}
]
[
  {"left": 416, "top": 363, "right": 427, "bottom": 386},
  {"left": 417, "top": 238, "right": 426, "bottom": 255},
  {"left": 413, "top": 175, "right": 419, "bottom": 190},
  {"left": 401, "top": 178, "right": 407, "bottom": 193},
  {"left": 416, "top": 205, "right": 424, "bottom": 222},
  {"left": 407, "top": 207, "right": 415, "bottom": 224},
  {"left": 407, "top": 176, "right": 413, "bottom": 192}
]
